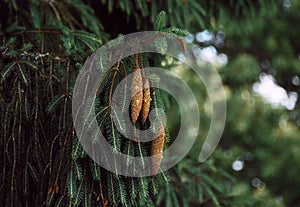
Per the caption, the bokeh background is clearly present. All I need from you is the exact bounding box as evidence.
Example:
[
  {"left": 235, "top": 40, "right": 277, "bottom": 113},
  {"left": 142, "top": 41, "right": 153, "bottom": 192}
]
[{"left": 0, "top": 0, "right": 299, "bottom": 206}]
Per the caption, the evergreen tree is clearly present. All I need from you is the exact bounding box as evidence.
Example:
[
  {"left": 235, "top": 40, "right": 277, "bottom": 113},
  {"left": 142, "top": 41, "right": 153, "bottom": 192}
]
[{"left": 1, "top": 0, "right": 299, "bottom": 207}]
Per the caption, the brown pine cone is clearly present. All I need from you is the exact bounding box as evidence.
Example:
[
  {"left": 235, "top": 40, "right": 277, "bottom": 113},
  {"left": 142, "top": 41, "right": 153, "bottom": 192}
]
[
  {"left": 141, "top": 78, "right": 151, "bottom": 124},
  {"left": 131, "top": 68, "right": 143, "bottom": 124},
  {"left": 151, "top": 121, "right": 165, "bottom": 175}
]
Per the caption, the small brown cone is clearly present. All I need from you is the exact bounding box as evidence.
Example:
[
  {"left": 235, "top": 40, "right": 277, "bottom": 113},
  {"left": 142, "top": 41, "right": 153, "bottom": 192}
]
[
  {"left": 151, "top": 121, "right": 165, "bottom": 175},
  {"left": 47, "top": 185, "right": 53, "bottom": 195},
  {"left": 141, "top": 78, "right": 151, "bottom": 124},
  {"left": 54, "top": 183, "right": 59, "bottom": 194},
  {"left": 131, "top": 68, "right": 143, "bottom": 124}
]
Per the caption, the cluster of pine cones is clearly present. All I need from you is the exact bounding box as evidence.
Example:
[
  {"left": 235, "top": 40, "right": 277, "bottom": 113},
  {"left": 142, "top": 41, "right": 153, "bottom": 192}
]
[{"left": 130, "top": 67, "right": 165, "bottom": 175}]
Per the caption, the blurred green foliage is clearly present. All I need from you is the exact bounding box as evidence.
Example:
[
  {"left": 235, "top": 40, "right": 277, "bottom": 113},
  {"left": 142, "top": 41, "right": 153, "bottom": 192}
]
[{"left": 0, "top": 0, "right": 300, "bottom": 206}]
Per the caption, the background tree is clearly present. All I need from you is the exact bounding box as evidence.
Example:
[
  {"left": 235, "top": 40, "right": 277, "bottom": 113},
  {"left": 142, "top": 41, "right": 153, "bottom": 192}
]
[{"left": 0, "top": 0, "right": 299, "bottom": 207}]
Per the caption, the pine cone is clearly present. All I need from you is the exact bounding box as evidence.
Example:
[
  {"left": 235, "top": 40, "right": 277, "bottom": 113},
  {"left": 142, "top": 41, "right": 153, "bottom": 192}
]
[
  {"left": 131, "top": 68, "right": 143, "bottom": 124},
  {"left": 151, "top": 121, "right": 165, "bottom": 175},
  {"left": 141, "top": 78, "right": 151, "bottom": 124},
  {"left": 54, "top": 183, "right": 59, "bottom": 194}
]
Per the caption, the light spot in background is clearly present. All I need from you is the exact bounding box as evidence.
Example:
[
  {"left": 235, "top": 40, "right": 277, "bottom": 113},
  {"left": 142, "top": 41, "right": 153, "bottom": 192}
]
[
  {"left": 181, "top": 31, "right": 228, "bottom": 67},
  {"left": 184, "top": 33, "right": 195, "bottom": 43},
  {"left": 213, "top": 31, "right": 225, "bottom": 48},
  {"left": 251, "top": 177, "right": 266, "bottom": 190},
  {"left": 196, "top": 46, "right": 228, "bottom": 67},
  {"left": 216, "top": 53, "right": 228, "bottom": 66},
  {"left": 251, "top": 177, "right": 261, "bottom": 188},
  {"left": 192, "top": 45, "right": 201, "bottom": 58},
  {"left": 200, "top": 46, "right": 217, "bottom": 62},
  {"left": 232, "top": 160, "right": 244, "bottom": 171},
  {"left": 251, "top": 178, "right": 261, "bottom": 188},
  {"left": 292, "top": 75, "right": 300, "bottom": 86},
  {"left": 260, "top": 59, "right": 270, "bottom": 69},
  {"left": 252, "top": 73, "right": 298, "bottom": 110},
  {"left": 283, "top": 0, "right": 292, "bottom": 10},
  {"left": 196, "top": 30, "right": 214, "bottom": 43}
]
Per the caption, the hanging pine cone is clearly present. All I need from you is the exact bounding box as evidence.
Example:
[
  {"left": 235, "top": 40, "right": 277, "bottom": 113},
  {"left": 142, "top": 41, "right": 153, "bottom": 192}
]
[
  {"left": 131, "top": 67, "right": 143, "bottom": 124},
  {"left": 151, "top": 121, "right": 165, "bottom": 175},
  {"left": 141, "top": 78, "right": 151, "bottom": 124}
]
